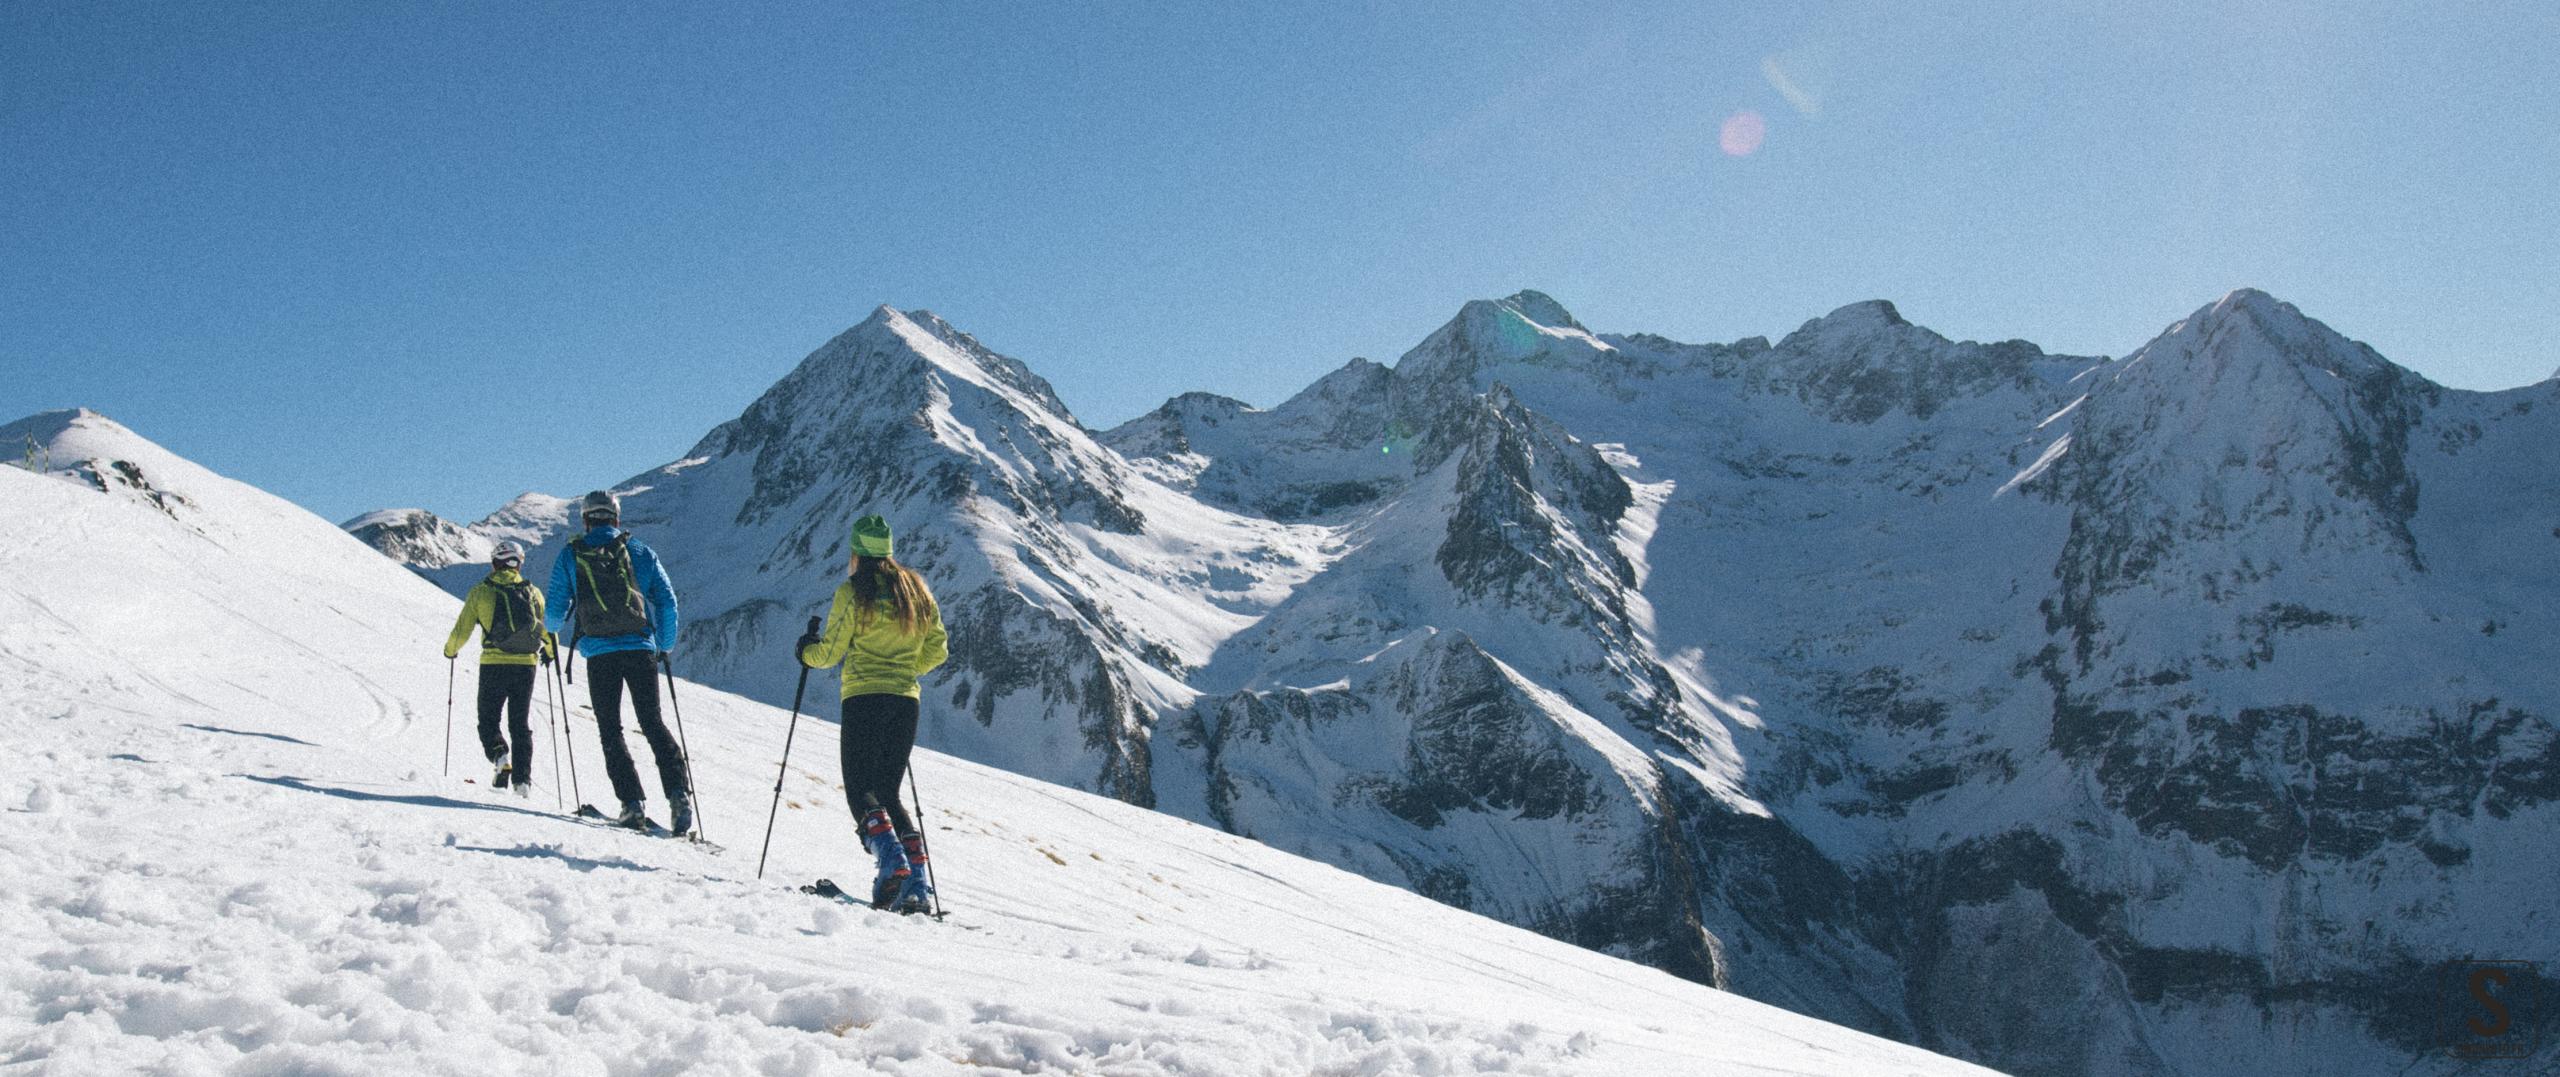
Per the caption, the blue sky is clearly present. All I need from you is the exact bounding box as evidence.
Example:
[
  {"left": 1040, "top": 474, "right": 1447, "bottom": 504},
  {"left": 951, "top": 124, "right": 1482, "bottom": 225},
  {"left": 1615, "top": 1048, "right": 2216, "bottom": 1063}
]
[{"left": 7, "top": 1, "right": 2555, "bottom": 524}]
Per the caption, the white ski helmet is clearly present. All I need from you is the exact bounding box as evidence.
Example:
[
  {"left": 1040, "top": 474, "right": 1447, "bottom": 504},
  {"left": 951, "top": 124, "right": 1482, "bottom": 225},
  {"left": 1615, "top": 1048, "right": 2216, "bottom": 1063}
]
[
  {"left": 491, "top": 540, "right": 526, "bottom": 567},
  {"left": 580, "top": 489, "right": 621, "bottom": 523}
]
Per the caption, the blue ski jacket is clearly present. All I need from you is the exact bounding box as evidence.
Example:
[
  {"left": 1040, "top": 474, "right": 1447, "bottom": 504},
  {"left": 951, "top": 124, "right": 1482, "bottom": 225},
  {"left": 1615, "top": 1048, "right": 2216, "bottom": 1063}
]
[{"left": 544, "top": 524, "right": 681, "bottom": 658}]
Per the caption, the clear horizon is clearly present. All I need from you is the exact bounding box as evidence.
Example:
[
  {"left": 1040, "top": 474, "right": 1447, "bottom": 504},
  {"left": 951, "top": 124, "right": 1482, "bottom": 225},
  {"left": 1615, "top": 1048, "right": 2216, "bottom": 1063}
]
[{"left": 8, "top": 2, "right": 2555, "bottom": 524}]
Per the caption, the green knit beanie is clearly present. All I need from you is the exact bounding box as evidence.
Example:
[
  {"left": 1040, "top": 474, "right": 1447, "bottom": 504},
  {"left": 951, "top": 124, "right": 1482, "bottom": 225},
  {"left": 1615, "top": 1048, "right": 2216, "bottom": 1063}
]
[{"left": 851, "top": 515, "right": 895, "bottom": 558}]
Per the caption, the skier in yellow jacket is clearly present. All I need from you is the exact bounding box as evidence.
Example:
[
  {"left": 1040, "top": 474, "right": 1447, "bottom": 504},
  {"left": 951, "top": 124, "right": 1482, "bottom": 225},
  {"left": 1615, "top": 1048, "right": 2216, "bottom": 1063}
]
[
  {"left": 443, "top": 541, "right": 557, "bottom": 795},
  {"left": 796, "top": 515, "right": 948, "bottom": 910}
]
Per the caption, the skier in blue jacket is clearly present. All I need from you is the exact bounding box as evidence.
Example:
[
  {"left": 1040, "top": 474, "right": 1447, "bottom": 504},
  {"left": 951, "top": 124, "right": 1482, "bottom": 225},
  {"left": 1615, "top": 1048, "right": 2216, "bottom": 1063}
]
[{"left": 544, "top": 490, "right": 691, "bottom": 833}]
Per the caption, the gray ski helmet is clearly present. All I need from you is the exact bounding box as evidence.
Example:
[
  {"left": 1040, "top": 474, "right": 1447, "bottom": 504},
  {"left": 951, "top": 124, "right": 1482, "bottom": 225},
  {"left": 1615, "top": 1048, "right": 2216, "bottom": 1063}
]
[
  {"left": 490, "top": 540, "right": 526, "bottom": 567},
  {"left": 580, "top": 489, "right": 620, "bottom": 523}
]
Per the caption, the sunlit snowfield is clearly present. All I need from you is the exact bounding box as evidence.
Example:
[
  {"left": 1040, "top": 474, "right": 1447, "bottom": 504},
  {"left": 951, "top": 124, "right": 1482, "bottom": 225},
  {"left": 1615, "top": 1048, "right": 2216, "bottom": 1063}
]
[{"left": 0, "top": 414, "right": 1993, "bottom": 1076}]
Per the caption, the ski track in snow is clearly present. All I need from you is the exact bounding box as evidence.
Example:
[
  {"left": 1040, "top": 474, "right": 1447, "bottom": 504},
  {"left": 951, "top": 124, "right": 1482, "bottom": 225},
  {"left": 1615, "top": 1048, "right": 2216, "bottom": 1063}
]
[{"left": 0, "top": 443, "right": 1991, "bottom": 1075}]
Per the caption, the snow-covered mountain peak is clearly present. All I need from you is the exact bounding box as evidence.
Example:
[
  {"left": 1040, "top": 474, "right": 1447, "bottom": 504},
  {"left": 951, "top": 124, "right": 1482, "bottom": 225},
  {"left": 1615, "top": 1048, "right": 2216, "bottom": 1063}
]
[
  {"left": 1738, "top": 300, "right": 2076, "bottom": 424},
  {"left": 2130, "top": 288, "right": 2407, "bottom": 389},
  {"left": 5, "top": 407, "right": 228, "bottom": 525},
  {"left": 1493, "top": 288, "right": 1586, "bottom": 332},
  {"left": 1395, "top": 291, "right": 1621, "bottom": 395},
  {"left": 469, "top": 491, "right": 575, "bottom": 549},
  {"left": 8, "top": 407, "right": 147, "bottom": 467},
  {"left": 343, "top": 508, "right": 494, "bottom": 569},
  {"left": 1160, "top": 390, "right": 1257, "bottom": 419},
  {"left": 1824, "top": 297, "right": 1910, "bottom": 327},
  {"left": 1775, "top": 299, "right": 1938, "bottom": 352},
  {"left": 870, "top": 305, "right": 1080, "bottom": 425},
  {"left": 4, "top": 406, "right": 95, "bottom": 445},
  {"left": 683, "top": 304, "right": 1091, "bottom": 472}
]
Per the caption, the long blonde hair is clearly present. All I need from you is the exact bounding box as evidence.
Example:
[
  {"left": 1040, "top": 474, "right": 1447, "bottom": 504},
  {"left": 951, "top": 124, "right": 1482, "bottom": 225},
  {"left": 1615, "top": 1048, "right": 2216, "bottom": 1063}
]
[{"left": 848, "top": 554, "right": 932, "bottom": 634}]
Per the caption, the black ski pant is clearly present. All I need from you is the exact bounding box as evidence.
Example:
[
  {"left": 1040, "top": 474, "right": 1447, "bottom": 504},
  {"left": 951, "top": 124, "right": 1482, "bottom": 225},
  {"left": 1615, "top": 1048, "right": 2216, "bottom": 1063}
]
[
  {"left": 476, "top": 664, "right": 536, "bottom": 783},
  {"left": 587, "top": 649, "right": 689, "bottom": 808},
  {"left": 840, "top": 694, "right": 920, "bottom": 838}
]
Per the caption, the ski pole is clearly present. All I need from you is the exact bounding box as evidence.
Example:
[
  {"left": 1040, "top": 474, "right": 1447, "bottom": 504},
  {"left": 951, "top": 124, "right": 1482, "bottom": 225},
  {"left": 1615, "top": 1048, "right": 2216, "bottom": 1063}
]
[
  {"left": 542, "top": 651, "right": 565, "bottom": 811},
  {"left": 756, "top": 616, "right": 822, "bottom": 880},
  {"left": 443, "top": 656, "right": 456, "bottom": 778},
  {"left": 554, "top": 656, "right": 587, "bottom": 809},
  {"left": 661, "top": 653, "right": 704, "bottom": 842},
  {"left": 906, "top": 762, "right": 943, "bottom": 918}
]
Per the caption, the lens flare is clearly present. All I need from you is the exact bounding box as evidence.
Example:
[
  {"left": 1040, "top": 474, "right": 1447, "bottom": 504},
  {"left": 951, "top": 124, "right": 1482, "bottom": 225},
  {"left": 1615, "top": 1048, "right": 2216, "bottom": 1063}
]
[{"left": 1719, "top": 110, "right": 1767, "bottom": 157}]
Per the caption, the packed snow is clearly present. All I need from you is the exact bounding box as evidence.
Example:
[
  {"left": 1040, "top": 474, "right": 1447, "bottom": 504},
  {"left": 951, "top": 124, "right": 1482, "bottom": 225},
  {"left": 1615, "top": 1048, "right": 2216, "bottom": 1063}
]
[{"left": 0, "top": 411, "right": 1996, "bottom": 1074}]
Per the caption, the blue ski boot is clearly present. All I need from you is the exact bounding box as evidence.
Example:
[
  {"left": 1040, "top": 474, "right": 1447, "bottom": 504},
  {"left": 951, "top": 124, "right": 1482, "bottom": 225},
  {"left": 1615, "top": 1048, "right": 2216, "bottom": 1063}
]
[
  {"left": 862, "top": 809, "right": 911, "bottom": 910},
  {"left": 893, "top": 834, "right": 936, "bottom": 914}
]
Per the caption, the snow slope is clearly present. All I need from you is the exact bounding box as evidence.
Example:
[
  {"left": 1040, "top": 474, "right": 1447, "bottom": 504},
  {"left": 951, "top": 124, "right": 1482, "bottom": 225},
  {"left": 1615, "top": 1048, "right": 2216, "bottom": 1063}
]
[{"left": 0, "top": 410, "right": 1993, "bottom": 1074}]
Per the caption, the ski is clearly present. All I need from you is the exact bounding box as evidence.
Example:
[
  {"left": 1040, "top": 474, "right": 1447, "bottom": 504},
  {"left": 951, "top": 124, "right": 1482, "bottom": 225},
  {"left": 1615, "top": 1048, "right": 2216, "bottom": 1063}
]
[
  {"left": 559, "top": 803, "right": 719, "bottom": 851},
  {"left": 800, "top": 878, "right": 945, "bottom": 919}
]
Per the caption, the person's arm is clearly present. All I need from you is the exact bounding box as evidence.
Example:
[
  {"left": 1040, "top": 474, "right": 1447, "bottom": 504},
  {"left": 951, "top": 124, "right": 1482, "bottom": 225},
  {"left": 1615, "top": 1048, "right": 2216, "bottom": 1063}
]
[
  {"left": 444, "top": 585, "right": 488, "bottom": 659},
  {"left": 915, "top": 592, "right": 948, "bottom": 676},
  {"left": 801, "top": 583, "right": 856, "bottom": 669},
  {"left": 529, "top": 587, "right": 556, "bottom": 663},
  {"left": 543, "top": 550, "right": 575, "bottom": 638},
  {"left": 633, "top": 538, "right": 680, "bottom": 654}
]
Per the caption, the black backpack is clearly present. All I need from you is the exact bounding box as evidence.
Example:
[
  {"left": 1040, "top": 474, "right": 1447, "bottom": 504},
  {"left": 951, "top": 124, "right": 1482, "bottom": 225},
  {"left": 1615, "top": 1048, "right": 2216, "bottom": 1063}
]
[
  {"left": 485, "top": 578, "right": 545, "bottom": 655},
  {"left": 569, "top": 533, "right": 654, "bottom": 639}
]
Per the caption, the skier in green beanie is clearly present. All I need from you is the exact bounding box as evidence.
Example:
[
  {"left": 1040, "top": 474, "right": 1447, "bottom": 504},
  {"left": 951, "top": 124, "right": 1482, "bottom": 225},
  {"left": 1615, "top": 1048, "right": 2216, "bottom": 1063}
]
[{"left": 796, "top": 514, "right": 948, "bottom": 910}]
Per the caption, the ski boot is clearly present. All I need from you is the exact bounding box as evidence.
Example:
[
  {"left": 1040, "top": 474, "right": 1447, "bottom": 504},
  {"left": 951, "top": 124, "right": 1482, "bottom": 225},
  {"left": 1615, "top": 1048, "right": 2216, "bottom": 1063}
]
[
  {"left": 668, "top": 795, "right": 694, "bottom": 838},
  {"left": 862, "top": 809, "right": 911, "bottom": 909},
  {"left": 491, "top": 761, "right": 513, "bottom": 790},
  {"left": 616, "top": 800, "right": 651, "bottom": 830},
  {"left": 893, "top": 834, "right": 935, "bottom": 913}
]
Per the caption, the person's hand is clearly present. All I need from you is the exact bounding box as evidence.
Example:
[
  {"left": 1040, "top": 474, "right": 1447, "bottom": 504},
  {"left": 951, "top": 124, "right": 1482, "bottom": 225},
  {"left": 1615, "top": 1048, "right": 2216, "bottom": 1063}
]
[
  {"left": 443, "top": 648, "right": 458, "bottom": 661},
  {"left": 655, "top": 650, "right": 672, "bottom": 667},
  {"left": 795, "top": 616, "right": 823, "bottom": 665}
]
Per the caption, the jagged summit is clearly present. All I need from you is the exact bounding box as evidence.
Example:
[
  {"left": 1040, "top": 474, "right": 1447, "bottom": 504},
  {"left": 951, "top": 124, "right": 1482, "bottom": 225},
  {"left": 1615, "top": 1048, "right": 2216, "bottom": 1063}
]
[
  {"left": 1395, "top": 290, "right": 1619, "bottom": 391},
  {"left": 1156, "top": 390, "right": 1256, "bottom": 416},
  {"left": 1494, "top": 289, "right": 1584, "bottom": 332},
  {"left": 686, "top": 303, "right": 1090, "bottom": 465},
  {"left": 1776, "top": 299, "right": 1939, "bottom": 353},
  {"left": 343, "top": 507, "right": 492, "bottom": 569},
  {"left": 793, "top": 304, "right": 1079, "bottom": 416},
  {"left": 2123, "top": 288, "right": 2413, "bottom": 389},
  {"left": 1826, "top": 299, "right": 1909, "bottom": 328},
  {"left": 340, "top": 506, "right": 436, "bottom": 531}
]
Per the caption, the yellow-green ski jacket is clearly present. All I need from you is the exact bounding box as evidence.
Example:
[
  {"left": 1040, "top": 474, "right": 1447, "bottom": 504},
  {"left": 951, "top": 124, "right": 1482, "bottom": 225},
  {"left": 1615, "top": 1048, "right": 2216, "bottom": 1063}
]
[
  {"left": 443, "top": 570, "right": 556, "bottom": 666},
  {"left": 798, "top": 579, "right": 949, "bottom": 699}
]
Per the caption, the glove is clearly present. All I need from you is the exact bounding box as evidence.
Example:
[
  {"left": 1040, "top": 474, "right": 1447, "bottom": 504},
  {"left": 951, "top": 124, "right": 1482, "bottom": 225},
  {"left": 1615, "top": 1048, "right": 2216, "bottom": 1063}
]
[
  {"left": 655, "top": 650, "right": 672, "bottom": 667},
  {"left": 443, "top": 647, "right": 458, "bottom": 660},
  {"left": 794, "top": 616, "right": 823, "bottom": 667},
  {"left": 540, "top": 632, "right": 559, "bottom": 666}
]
